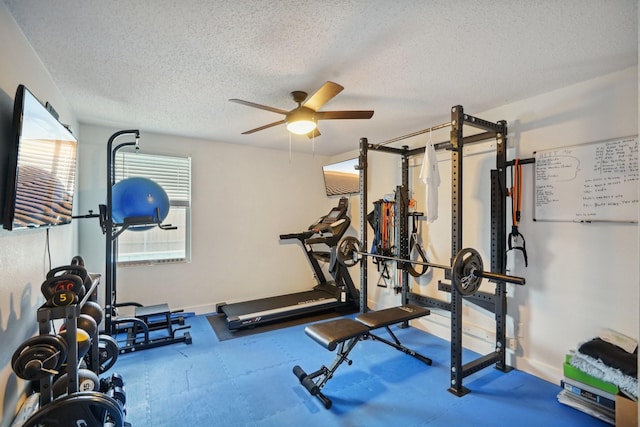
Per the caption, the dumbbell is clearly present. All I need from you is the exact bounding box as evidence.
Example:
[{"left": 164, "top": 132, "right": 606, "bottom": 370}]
[
  {"left": 106, "top": 386, "right": 127, "bottom": 409},
  {"left": 59, "top": 313, "right": 97, "bottom": 337},
  {"left": 58, "top": 328, "right": 92, "bottom": 362},
  {"left": 52, "top": 368, "right": 100, "bottom": 398},
  {"left": 100, "top": 373, "right": 124, "bottom": 391},
  {"left": 81, "top": 301, "right": 104, "bottom": 327},
  {"left": 100, "top": 373, "right": 127, "bottom": 411}
]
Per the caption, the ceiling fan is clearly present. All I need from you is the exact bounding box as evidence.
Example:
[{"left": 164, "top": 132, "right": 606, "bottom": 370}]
[{"left": 229, "top": 81, "right": 374, "bottom": 138}]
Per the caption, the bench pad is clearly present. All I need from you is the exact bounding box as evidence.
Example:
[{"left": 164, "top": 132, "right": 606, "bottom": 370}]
[
  {"left": 305, "top": 318, "right": 369, "bottom": 351},
  {"left": 355, "top": 304, "right": 430, "bottom": 329}
]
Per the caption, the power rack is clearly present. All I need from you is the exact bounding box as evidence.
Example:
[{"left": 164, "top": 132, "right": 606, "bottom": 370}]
[{"left": 357, "top": 105, "right": 526, "bottom": 396}]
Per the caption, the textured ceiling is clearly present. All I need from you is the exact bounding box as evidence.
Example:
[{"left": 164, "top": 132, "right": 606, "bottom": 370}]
[{"left": 3, "top": 0, "right": 638, "bottom": 156}]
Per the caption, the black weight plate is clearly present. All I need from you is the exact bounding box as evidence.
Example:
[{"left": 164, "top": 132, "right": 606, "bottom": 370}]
[
  {"left": 337, "top": 236, "right": 361, "bottom": 267},
  {"left": 97, "top": 335, "right": 119, "bottom": 374},
  {"left": 11, "top": 335, "right": 68, "bottom": 380},
  {"left": 13, "top": 346, "right": 60, "bottom": 380},
  {"left": 451, "top": 247, "right": 484, "bottom": 296},
  {"left": 21, "top": 391, "right": 123, "bottom": 427}
]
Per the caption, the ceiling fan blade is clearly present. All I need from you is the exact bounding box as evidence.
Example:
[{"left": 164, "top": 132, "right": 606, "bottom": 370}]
[
  {"left": 229, "top": 99, "right": 288, "bottom": 115},
  {"left": 303, "top": 81, "right": 344, "bottom": 111},
  {"left": 307, "top": 128, "right": 321, "bottom": 139},
  {"left": 241, "top": 119, "right": 286, "bottom": 134},
  {"left": 315, "top": 110, "right": 375, "bottom": 120}
]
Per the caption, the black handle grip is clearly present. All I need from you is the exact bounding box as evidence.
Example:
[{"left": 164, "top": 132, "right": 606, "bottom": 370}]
[
  {"left": 301, "top": 376, "right": 320, "bottom": 396},
  {"left": 316, "top": 391, "right": 332, "bottom": 409},
  {"left": 292, "top": 365, "right": 307, "bottom": 381},
  {"left": 475, "top": 270, "right": 526, "bottom": 285}
]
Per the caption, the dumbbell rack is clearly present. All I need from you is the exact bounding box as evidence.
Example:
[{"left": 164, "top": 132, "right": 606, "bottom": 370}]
[{"left": 35, "top": 275, "right": 102, "bottom": 407}]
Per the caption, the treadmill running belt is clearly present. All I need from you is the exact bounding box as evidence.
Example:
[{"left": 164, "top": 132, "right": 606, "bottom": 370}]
[{"left": 220, "top": 289, "right": 341, "bottom": 329}]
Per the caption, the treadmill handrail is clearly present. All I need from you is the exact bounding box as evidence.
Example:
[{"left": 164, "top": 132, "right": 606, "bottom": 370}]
[{"left": 279, "top": 231, "right": 314, "bottom": 241}]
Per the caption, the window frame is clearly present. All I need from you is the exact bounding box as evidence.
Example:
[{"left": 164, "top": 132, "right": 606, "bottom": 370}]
[{"left": 113, "top": 150, "right": 192, "bottom": 265}]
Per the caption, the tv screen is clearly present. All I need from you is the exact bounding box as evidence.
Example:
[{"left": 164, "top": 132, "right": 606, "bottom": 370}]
[
  {"left": 2, "top": 85, "right": 78, "bottom": 230},
  {"left": 322, "top": 158, "right": 359, "bottom": 196}
]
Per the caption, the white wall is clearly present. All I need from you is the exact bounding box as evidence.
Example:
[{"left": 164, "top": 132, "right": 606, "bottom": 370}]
[
  {"left": 76, "top": 124, "right": 338, "bottom": 315},
  {"left": 0, "top": 3, "right": 79, "bottom": 426},
  {"left": 484, "top": 66, "right": 638, "bottom": 383},
  {"left": 0, "top": 1, "right": 637, "bottom": 422},
  {"left": 352, "top": 67, "right": 638, "bottom": 386}
]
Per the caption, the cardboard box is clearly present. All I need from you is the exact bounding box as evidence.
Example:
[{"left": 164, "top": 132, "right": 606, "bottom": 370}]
[{"left": 616, "top": 395, "right": 638, "bottom": 427}]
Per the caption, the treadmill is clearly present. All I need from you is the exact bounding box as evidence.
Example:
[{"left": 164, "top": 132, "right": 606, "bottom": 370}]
[{"left": 217, "top": 198, "right": 359, "bottom": 330}]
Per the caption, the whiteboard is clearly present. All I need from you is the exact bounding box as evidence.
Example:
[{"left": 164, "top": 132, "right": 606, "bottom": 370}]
[{"left": 534, "top": 136, "right": 638, "bottom": 222}]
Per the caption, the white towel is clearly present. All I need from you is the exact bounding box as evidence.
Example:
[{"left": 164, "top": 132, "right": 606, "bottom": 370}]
[{"left": 419, "top": 133, "right": 440, "bottom": 223}]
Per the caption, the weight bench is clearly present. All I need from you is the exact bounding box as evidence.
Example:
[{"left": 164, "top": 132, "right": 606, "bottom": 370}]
[{"left": 293, "top": 304, "right": 431, "bottom": 409}]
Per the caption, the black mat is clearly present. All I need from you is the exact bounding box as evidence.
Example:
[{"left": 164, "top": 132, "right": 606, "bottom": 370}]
[{"left": 207, "top": 308, "right": 358, "bottom": 342}]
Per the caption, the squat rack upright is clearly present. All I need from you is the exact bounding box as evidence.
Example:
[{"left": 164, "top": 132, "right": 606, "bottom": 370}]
[
  {"left": 102, "top": 130, "right": 192, "bottom": 354},
  {"left": 357, "top": 105, "right": 523, "bottom": 396}
]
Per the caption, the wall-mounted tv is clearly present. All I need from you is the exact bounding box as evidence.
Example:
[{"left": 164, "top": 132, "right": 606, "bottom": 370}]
[
  {"left": 2, "top": 85, "right": 78, "bottom": 230},
  {"left": 322, "top": 158, "right": 359, "bottom": 196}
]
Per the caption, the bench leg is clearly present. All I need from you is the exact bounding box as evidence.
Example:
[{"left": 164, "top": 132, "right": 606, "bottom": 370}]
[
  {"left": 369, "top": 326, "right": 432, "bottom": 365},
  {"left": 293, "top": 336, "right": 362, "bottom": 409}
]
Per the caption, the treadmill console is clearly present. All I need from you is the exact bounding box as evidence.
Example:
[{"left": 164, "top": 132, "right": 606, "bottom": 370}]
[
  {"left": 280, "top": 198, "right": 350, "bottom": 247},
  {"left": 314, "top": 198, "right": 348, "bottom": 228}
]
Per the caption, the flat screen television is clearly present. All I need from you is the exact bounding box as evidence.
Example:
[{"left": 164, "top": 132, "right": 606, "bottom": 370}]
[
  {"left": 2, "top": 84, "right": 78, "bottom": 230},
  {"left": 322, "top": 158, "right": 359, "bottom": 196}
]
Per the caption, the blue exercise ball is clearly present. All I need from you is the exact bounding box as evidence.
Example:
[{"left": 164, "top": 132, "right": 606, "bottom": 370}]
[{"left": 111, "top": 177, "right": 170, "bottom": 229}]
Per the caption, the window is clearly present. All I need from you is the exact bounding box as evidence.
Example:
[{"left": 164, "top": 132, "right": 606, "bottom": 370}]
[{"left": 114, "top": 152, "right": 191, "bottom": 264}]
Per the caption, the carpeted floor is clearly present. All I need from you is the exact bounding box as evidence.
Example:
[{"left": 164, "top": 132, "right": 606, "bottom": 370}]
[{"left": 110, "top": 314, "right": 610, "bottom": 427}]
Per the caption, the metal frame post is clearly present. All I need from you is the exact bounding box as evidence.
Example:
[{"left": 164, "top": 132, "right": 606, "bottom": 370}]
[
  {"left": 492, "top": 122, "right": 510, "bottom": 372},
  {"left": 448, "top": 105, "right": 466, "bottom": 395},
  {"left": 399, "top": 148, "right": 410, "bottom": 304},
  {"left": 358, "top": 138, "right": 369, "bottom": 313},
  {"left": 104, "top": 130, "right": 139, "bottom": 335}
]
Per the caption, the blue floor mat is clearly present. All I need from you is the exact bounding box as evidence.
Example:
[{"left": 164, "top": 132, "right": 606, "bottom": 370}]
[{"left": 110, "top": 314, "right": 610, "bottom": 427}]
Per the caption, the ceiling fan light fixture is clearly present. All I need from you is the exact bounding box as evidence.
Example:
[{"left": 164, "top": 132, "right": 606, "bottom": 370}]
[
  {"left": 285, "top": 107, "right": 317, "bottom": 135},
  {"left": 286, "top": 119, "right": 317, "bottom": 135}
]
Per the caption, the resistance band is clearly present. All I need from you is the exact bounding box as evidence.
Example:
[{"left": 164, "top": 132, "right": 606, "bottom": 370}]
[
  {"left": 369, "top": 199, "right": 397, "bottom": 286},
  {"left": 507, "top": 159, "right": 528, "bottom": 267}
]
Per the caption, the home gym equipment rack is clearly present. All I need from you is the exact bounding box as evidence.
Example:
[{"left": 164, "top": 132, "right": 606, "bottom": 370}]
[
  {"left": 102, "top": 130, "right": 192, "bottom": 354},
  {"left": 11, "top": 268, "right": 130, "bottom": 426},
  {"left": 36, "top": 275, "right": 102, "bottom": 406},
  {"left": 357, "top": 105, "right": 526, "bottom": 396}
]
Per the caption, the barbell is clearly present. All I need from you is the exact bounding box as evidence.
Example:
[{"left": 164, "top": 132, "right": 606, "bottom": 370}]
[{"left": 336, "top": 236, "right": 525, "bottom": 296}]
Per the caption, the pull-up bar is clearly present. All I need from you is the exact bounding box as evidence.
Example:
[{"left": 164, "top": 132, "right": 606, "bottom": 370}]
[{"left": 372, "top": 120, "right": 452, "bottom": 148}]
